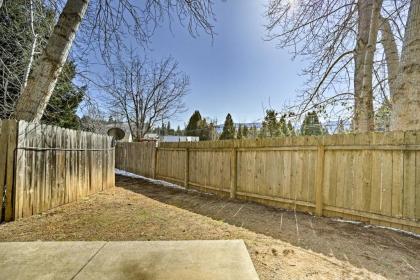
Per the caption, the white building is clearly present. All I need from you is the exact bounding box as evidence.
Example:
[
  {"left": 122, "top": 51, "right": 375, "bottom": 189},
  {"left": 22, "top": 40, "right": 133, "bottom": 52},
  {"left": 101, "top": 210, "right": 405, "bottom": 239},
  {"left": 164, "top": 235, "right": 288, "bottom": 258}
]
[{"left": 159, "top": 135, "right": 199, "bottom": 142}]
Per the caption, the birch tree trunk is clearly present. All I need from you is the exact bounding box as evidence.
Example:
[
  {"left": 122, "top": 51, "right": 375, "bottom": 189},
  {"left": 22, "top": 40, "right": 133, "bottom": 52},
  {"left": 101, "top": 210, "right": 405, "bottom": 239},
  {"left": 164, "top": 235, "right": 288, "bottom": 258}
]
[
  {"left": 353, "top": 0, "right": 382, "bottom": 132},
  {"left": 14, "top": 0, "right": 89, "bottom": 122},
  {"left": 380, "top": 16, "right": 399, "bottom": 102},
  {"left": 391, "top": 0, "right": 420, "bottom": 131},
  {"left": 22, "top": 0, "right": 38, "bottom": 91}
]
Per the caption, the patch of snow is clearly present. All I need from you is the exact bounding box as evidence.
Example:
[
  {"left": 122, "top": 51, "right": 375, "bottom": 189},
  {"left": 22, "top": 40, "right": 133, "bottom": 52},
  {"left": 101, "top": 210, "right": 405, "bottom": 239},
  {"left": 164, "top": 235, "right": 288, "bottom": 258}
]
[
  {"left": 115, "top": 169, "right": 216, "bottom": 196},
  {"left": 363, "top": 224, "right": 420, "bottom": 239},
  {"left": 115, "top": 169, "right": 186, "bottom": 191},
  {"left": 332, "top": 218, "right": 363, "bottom": 225},
  {"left": 332, "top": 218, "right": 420, "bottom": 238}
]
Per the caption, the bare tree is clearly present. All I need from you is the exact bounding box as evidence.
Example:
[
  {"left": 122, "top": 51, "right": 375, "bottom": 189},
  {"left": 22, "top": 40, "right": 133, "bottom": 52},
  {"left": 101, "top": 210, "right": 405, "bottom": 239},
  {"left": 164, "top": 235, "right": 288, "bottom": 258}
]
[
  {"left": 391, "top": 0, "right": 420, "bottom": 130},
  {"left": 1, "top": 0, "right": 55, "bottom": 119},
  {"left": 13, "top": 0, "right": 215, "bottom": 122},
  {"left": 265, "top": 0, "right": 409, "bottom": 132},
  {"left": 105, "top": 55, "right": 188, "bottom": 141}
]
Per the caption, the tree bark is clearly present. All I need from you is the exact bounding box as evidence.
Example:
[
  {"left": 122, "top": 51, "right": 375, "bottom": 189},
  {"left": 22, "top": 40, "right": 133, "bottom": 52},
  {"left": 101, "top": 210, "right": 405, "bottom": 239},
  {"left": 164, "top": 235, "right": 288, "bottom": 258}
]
[
  {"left": 14, "top": 0, "right": 89, "bottom": 122},
  {"left": 391, "top": 0, "right": 420, "bottom": 131},
  {"left": 353, "top": 0, "right": 382, "bottom": 132},
  {"left": 379, "top": 16, "right": 399, "bottom": 102}
]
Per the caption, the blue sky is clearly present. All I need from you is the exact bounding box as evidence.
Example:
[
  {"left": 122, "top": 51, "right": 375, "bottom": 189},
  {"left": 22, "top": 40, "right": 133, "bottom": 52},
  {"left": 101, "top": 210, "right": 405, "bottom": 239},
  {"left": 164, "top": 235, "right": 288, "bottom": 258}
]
[
  {"left": 138, "top": 0, "right": 307, "bottom": 127},
  {"left": 81, "top": 0, "right": 307, "bottom": 127}
]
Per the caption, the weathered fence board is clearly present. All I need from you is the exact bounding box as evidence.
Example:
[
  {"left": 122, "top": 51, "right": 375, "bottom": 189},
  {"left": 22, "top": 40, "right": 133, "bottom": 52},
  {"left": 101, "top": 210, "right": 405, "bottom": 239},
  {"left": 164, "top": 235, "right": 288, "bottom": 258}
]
[
  {"left": 115, "top": 142, "right": 155, "bottom": 179},
  {"left": 0, "top": 120, "right": 18, "bottom": 222},
  {"left": 0, "top": 120, "right": 114, "bottom": 222},
  {"left": 115, "top": 132, "right": 420, "bottom": 234}
]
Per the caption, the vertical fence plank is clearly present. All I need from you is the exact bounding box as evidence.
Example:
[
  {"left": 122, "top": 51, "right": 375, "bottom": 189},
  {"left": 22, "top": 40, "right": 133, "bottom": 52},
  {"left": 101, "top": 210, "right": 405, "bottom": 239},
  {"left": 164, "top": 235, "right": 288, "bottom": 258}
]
[
  {"left": 315, "top": 145, "right": 325, "bottom": 216},
  {"left": 403, "top": 131, "right": 416, "bottom": 220},
  {"left": 184, "top": 148, "right": 189, "bottom": 188},
  {"left": 230, "top": 148, "right": 237, "bottom": 199},
  {"left": 0, "top": 121, "right": 18, "bottom": 222}
]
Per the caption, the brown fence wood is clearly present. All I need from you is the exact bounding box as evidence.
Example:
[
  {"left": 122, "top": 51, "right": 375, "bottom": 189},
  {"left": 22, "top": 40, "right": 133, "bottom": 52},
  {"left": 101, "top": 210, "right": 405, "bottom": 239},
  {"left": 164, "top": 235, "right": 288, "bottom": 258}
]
[
  {"left": 0, "top": 120, "right": 18, "bottom": 222},
  {"left": 115, "top": 132, "right": 420, "bottom": 234},
  {"left": 0, "top": 120, "right": 115, "bottom": 221}
]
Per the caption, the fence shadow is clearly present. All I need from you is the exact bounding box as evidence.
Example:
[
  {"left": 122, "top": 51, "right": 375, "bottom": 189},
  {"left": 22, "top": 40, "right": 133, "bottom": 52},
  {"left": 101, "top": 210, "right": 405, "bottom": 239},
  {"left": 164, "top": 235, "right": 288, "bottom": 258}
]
[{"left": 116, "top": 174, "right": 420, "bottom": 280}]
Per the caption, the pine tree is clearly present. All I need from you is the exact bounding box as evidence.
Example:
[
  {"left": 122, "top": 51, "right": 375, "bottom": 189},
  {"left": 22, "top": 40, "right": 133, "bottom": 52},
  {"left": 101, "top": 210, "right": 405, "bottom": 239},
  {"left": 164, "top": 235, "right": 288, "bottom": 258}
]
[
  {"left": 41, "top": 61, "right": 85, "bottom": 129},
  {"left": 249, "top": 125, "right": 257, "bottom": 138},
  {"left": 287, "top": 121, "right": 295, "bottom": 136},
  {"left": 186, "top": 110, "right": 202, "bottom": 136},
  {"left": 279, "top": 114, "right": 289, "bottom": 136},
  {"left": 301, "top": 111, "right": 323, "bottom": 135},
  {"left": 176, "top": 125, "right": 182, "bottom": 136},
  {"left": 261, "top": 109, "right": 281, "bottom": 137},
  {"left": 198, "top": 118, "right": 210, "bottom": 140},
  {"left": 219, "top": 113, "right": 235, "bottom": 140},
  {"left": 236, "top": 124, "right": 243, "bottom": 139},
  {"left": 242, "top": 125, "right": 249, "bottom": 138}
]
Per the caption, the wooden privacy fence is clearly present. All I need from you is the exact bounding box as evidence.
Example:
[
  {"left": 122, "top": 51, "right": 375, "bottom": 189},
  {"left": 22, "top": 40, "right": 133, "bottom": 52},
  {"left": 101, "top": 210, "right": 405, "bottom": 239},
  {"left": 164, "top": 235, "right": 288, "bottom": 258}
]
[
  {"left": 0, "top": 120, "right": 115, "bottom": 222},
  {"left": 115, "top": 131, "right": 420, "bottom": 234}
]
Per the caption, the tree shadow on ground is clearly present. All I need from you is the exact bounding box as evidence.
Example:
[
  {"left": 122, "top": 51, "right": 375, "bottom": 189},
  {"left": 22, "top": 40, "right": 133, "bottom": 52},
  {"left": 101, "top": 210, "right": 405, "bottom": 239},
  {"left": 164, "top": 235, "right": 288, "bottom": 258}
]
[{"left": 116, "top": 174, "right": 420, "bottom": 280}]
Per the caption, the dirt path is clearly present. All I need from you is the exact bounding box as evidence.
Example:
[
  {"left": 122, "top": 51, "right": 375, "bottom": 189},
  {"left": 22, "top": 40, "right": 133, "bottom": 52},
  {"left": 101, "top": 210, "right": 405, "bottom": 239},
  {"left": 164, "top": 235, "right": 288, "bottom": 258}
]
[{"left": 1, "top": 174, "right": 419, "bottom": 279}]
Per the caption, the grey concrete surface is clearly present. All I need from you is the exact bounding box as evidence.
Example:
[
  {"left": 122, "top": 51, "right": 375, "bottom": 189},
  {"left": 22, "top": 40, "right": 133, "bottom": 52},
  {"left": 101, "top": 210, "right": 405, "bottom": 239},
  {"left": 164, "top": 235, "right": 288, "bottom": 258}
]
[{"left": 0, "top": 240, "right": 259, "bottom": 280}]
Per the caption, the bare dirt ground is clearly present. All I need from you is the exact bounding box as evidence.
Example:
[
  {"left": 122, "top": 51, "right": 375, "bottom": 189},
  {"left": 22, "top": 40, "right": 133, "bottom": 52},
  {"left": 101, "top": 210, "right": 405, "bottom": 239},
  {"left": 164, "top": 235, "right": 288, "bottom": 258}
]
[{"left": 1, "top": 174, "right": 419, "bottom": 280}]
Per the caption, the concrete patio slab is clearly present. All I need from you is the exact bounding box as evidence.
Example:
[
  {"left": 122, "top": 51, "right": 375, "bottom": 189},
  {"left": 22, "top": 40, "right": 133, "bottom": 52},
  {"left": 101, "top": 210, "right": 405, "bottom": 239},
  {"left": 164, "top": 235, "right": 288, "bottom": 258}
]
[
  {"left": 0, "top": 241, "right": 105, "bottom": 280},
  {"left": 0, "top": 240, "right": 259, "bottom": 280}
]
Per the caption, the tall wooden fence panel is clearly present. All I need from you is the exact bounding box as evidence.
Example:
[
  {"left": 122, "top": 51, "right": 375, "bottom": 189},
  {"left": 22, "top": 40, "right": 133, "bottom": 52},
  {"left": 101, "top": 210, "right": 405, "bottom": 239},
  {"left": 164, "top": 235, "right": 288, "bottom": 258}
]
[
  {"left": 0, "top": 120, "right": 115, "bottom": 222},
  {"left": 115, "top": 132, "right": 420, "bottom": 234},
  {"left": 115, "top": 142, "right": 155, "bottom": 178}
]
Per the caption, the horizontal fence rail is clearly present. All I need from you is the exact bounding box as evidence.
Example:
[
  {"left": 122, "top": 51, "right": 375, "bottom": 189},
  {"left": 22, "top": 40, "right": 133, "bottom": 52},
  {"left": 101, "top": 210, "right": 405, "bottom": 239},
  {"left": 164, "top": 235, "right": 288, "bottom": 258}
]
[
  {"left": 115, "top": 131, "right": 420, "bottom": 234},
  {"left": 0, "top": 120, "right": 115, "bottom": 222}
]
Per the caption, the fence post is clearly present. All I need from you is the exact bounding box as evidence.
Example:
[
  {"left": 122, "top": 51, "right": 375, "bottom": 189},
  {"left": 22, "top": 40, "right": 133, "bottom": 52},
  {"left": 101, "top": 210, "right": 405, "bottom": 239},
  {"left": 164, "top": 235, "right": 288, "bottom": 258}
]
[
  {"left": 230, "top": 148, "right": 237, "bottom": 199},
  {"left": 315, "top": 144, "right": 325, "bottom": 216},
  {"left": 184, "top": 148, "right": 189, "bottom": 188},
  {"left": 152, "top": 146, "right": 158, "bottom": 179}
]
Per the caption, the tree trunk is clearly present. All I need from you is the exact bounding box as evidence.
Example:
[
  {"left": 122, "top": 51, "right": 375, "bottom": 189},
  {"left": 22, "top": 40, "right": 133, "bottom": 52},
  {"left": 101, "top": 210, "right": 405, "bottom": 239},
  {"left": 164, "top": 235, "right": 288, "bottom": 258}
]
[
  {"left": 353, "top": 0, "right": 382, "bottom": 132},
  {"left": 379, "top": 16, "right": 399, "bottom": 102},
  {"left": 14, "top": 0, "right": 89, "bottom": 122},
  {"left": 391, "top": 0, "right": 420, "bottom": 131}
]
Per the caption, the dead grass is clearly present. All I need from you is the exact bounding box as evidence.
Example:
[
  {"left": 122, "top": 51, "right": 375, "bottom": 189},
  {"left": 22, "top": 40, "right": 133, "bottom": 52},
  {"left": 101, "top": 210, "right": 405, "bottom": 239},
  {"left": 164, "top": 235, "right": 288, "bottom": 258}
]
[{"left": 0, "top": 175, "right": 419, "bottom": 279}]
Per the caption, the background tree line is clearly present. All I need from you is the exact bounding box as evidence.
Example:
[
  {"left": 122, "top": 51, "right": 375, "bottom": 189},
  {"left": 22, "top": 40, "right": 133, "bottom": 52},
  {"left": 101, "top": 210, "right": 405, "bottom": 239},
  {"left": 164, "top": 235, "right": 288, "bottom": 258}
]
[{"left": 182, "top": 109, "right": 326, "bottom": 141}]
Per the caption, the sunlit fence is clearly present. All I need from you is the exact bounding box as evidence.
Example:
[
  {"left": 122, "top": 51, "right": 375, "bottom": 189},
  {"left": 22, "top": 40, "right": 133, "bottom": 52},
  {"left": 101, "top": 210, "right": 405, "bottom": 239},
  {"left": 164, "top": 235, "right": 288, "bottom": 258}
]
[
  {"left": 0, "top": 120, "right": 115, "bottom": 222},
  {"left": 116, "top": 132, "right": 420, "bottom": 234}
]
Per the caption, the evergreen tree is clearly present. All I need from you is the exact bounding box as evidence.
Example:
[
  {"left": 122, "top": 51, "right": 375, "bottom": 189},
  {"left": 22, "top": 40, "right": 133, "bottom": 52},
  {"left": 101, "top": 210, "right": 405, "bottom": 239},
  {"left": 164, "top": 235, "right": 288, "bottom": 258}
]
[
  {"left": 301, "top": 111, "right": 324, "bottom": 135},
  {"left": 249, "top": 125, "right": 257, "bottom": 138},
  {"left": 219, "top": 113, "right": 235, "bottom": 140},
  {"left": 236, "top": 124, "right": 243, "bottom": 139},
  {"left": 261, "top": 109, "right": 281, "bottom": 137},
  {"left": 41, "top": 61, "right": 85, "bottom": 129},
  {"left": 160, "top": 121, "right": 166, "bottom": 136},
  {"left": 279, "top": 114, "right": 289, "bottom": 136},
  {"left": 185, "top": 110, "right": 202, "bottom": 136},
  {"left": 176, "top": 125, "right": 182, "bottom": 136},
  {"left": 287, "top": 121, "right": 295, "bottom": 135},
  {"left": 242, "top": 125, "right": 249, "bottom": 138}
]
